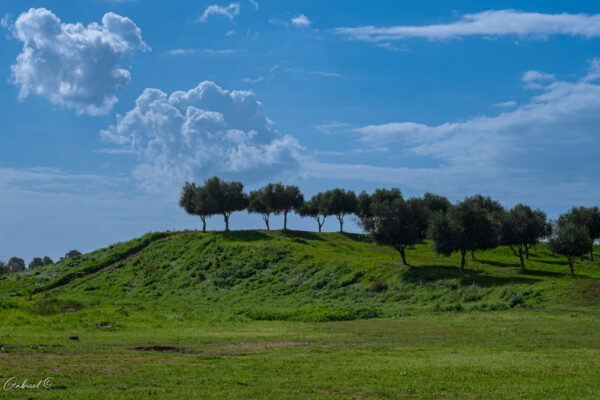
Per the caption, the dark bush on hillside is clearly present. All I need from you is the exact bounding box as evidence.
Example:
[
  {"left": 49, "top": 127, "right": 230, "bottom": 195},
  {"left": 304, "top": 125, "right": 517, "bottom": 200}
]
[
  {"left": 43, "top": 256, "right": 54, "bottom": 265},
  {"left": 371, "top": 280, "right": 388, "bottom": 292}
]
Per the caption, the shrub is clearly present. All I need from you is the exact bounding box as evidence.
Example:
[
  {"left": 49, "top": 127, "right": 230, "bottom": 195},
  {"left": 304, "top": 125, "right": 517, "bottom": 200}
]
[{"left": 371, "top": 280, "right": 388, "bottom": 292}]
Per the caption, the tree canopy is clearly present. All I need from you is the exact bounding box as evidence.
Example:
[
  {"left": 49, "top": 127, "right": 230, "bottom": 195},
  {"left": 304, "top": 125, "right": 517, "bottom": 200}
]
[
  {"left": 298, "top": 192, "right": 329, "bottom": 232},
  {"left": 548, "top": 222, "right": 592, "bottom": 277},
  {"left": 7, "top": 257, "right": 26, "bottom": 272},
  {"left": 203, "top": 176, "right": 248, "bottom": 231},
  {"left": 323, "top": 188, "right": 357, "bottom": 233},
  {"left": 369, "top": 189, "right": 428, "bottom": 265},
  {"left": 428, "top": 196, "right": 500, "bottom": 273},
  {"left": 248, "top": 183, "right": 280, "bottom": 231},
  {"left": 559, "top": 206, "right": 600, "bottom": 261},
  {"left": 273, "top": 184, "right": 304, "bottom": 230},
  {"left": 179, "top": 181, "right": 216, "bottom": 232},
  {"left": 500, "top": 204, "right": 550, "bottom": 271}
]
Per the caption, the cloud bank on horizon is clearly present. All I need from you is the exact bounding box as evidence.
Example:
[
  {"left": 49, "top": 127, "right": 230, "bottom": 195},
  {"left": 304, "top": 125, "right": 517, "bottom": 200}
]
[{"left": 6, "top": 8, "right": 148, "bottom": 115}]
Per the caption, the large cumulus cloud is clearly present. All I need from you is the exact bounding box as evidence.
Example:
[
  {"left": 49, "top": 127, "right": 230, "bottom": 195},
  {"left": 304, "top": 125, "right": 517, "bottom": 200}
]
[
  {"left": 9, "top": 8, "right": 148, "bottom": 115},
  {"left": 101, "top": 81, "right": 304, "bottom": 190}
]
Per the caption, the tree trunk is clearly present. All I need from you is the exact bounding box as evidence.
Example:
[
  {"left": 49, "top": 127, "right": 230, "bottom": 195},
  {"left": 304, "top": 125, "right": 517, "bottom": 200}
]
[
  {"left": 460, "top": 250, "right": 466, "bottom": 274},
  {"left": 518, "top": 247, "right": 525, "bottom": 271},
  {"left": 283, "top": 212, "right": 288, "bottom": 230},
  {"left": 569, "top": 257, "right": 575, "bottom": 277},
  {"left": 224, "top": 214, "right": 229, "bottom": 231},
  {"left": 525, "top": 245, "right": 530, "bottom": 260},
  {"left": 338, "top": 215, "right": 344, "bottom": 233},
  {"left": 591, "top": 247, "right": 595, "bottom": 262},
  {"left": 200, "top": 216, "right": 206, "bottom": 233},
  {"left": 398, "top": 246, "right": 408, "bottom": 266},
  {"left": 263, "top": 215, "right": 270, "bottom": 231},
  {"left": 318, "top": 221, "right": 323, "bottom": 233},
  {"left": 471, "top": 250, "right": 475, "bottom": 261}
]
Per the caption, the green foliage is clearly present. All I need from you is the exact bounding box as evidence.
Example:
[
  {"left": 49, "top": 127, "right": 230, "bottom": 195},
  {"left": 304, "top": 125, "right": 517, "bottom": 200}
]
[
  {"left": 298, "top": 192, "right": 329, "bottom": 232},
  {"left": 501, "top": 204, "right": 549, "bottom": 270},
  {"left": 548, "top": 222, "right": 592, "bottom": 276},
  {"left": 322, "top": 188, "right": 357, "bottom": 232},
  {"left": 248, "top": 183, "right": 280, "bottom": 230},
  {"left": 429, "top": 195, "right": 501, "bottom": 272},
  {"left": 28, "top": 257, "right": 44, "bottom": 269},
  {"left": 7, "top": 256, "right": 25, "bottom": 272},
  {"left": 370, "top": 189, "right": 428, "bottom": 265},
  {"left": 203, "top": 176, "right": 249, "bottom": 231}
]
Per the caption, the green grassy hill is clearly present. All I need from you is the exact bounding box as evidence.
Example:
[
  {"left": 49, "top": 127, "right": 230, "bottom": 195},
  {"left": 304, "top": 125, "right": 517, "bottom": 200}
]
[{"left": 2, "top": 230, "right": 599, "bottom": 321}]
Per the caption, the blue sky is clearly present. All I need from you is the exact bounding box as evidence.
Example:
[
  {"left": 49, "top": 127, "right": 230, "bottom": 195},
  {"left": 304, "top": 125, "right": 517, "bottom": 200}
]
[{"left": 1, "top": 0, "right": 600, "bottom": 262}]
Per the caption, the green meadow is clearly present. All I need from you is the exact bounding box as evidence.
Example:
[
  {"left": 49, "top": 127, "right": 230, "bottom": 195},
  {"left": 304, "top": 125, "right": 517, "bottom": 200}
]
[{"left": 1, "top": 230, "right": 599, "bottom": 398}]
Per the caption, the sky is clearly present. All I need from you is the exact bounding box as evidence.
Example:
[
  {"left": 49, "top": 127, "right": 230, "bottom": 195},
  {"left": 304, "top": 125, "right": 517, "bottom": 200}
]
[{"left": 1, "top": 0, "right": 600, "bottom": 263}]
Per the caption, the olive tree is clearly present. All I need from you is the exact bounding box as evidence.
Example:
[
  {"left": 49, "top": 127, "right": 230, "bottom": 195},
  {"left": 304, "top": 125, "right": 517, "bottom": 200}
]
[
  {"left": 29, "top": 257, "right": 44, "bottom": 269},
  {"left": 43, "top": 256, "right": 54, "bottom": 266},
  {"left": 370, "top": 190, "right": 428, "bottom": 265},
  {"left": 204, "top": 176, "right": 248, "bottom": 231},
  {"left": 179, "top": 181, "right": 216, "bottom": 232},
  {"left": 559, "top": 206, "right": 600, "bottom": 261},
  {"left": 501, "top": 204, "right": 550, "bottom": 271},
  {"left": 273, "top": 184, "right": 304, "bottom": 230},
  {"left": 7, "top": 257, "right": 26, "bottom": 272},
  {"left": 356, "top": 189, "right": 404, "bottom": 234},
  {"left": 428, "top": 196, "right": 500, "bottom": 273},
  {"left": 0, "top": 261, "right": 7, "bottom": 275},
  {"left": 548, "top": 222, "right": 592, "bottom": 277},
  {"left": 298, "top": 192, "right": 329, "bottom": 232},
  {"left": 248, "top": 183, "right": 279, "bottom": 231},
  {"left": 324, "top": 188, "right": 357, "bottom": 233}
]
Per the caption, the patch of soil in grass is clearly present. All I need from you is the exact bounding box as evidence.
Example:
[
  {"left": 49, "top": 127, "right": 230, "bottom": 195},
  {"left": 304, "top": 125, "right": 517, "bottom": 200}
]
[{"left": 132, "top": 345, "right": 201, "bottom": 354}]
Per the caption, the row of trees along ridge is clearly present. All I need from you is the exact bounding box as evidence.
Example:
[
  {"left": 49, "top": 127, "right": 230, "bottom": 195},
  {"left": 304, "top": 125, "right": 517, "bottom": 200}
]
[{"left": 177, "top": 176, "right": 598, "bottom": 277}]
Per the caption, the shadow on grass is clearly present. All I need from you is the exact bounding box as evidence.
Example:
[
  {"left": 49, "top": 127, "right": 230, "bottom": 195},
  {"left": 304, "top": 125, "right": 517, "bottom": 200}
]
[
  {"left": 339, "top": 232, "right": 373, "bottom": 243},
  {"left": 218, "top": 230, "right": 273, "bottom": 242},
  {"left": 280, "top": 230, "right": 326, "bottom": 241},
  {"left": 402, "top": 264, "right": 540, "bottom": 287},
  {"left": 522, "top": 269, "right": 569, "bottom": 278},
  {"left": 475, "top": 258, "right": 519, "bottom": 268}
]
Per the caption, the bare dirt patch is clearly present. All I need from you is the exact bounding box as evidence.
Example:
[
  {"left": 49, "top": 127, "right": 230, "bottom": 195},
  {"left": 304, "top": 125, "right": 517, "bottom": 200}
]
[
  {"left": 132, "top": 345, "right": 201, "bottom": 354},
  {"left": 222, "top": 341, "right": 306, "bottom": 349}
]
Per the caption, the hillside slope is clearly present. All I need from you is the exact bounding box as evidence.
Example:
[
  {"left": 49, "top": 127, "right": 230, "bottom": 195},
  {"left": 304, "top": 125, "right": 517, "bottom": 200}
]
[{"left": 2, "top": 230, "right": 599, "bottom": 320}]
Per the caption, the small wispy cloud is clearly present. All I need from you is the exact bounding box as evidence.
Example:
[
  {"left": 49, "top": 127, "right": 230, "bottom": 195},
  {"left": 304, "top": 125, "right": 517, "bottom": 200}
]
[
  {"left": 286, "top": 68, "right": 342, "bottom": 78},
  {"left": 95, "top": 148, "right": 137, "bottom": 155},
  {"left": 249, "top": 0, "right": 258, "bottom": 10},
  {"left": 204, "top": 49, "right": 238, "bottom": 54},
  {"left": 291, "top": 14, "right": 311, "bottom": 27},
  {"left": 166, "top": 48, "right": 196, "bottom": 56},
  {"left": 242, "top": 76, "right": 264, "bottom": 84},
  {"left": 493, "top": 100, "right": 517, "bottom": 108},
  {"left": 197, "top": 3, "right": 240, "bottom": 23}
]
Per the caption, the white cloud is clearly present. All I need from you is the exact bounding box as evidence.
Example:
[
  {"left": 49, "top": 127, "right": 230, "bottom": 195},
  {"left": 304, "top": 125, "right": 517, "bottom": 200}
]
[
  {"left": 8, "top": 8, "right": 148, "bottom": 115},
  {"left": 197, "top": 3, "right": 240, "bottom": 23},
  {"left": 493, "top": 100, "right": 517, "bottom": 108},
  {"left": 291, "top": 14, "right": 311, "bottom": 27},
  {"left": 334, "top": 10, "right": 600, "bottom": 42},
  {"left": 203, "top": 48, "right": 238, "bottom": 54},
  {"left": 307, "top": 60, "right": 600, "bottom": 205},
  {"left": 101, "top": 81, "right": 304, "bottom": 191},
  {"left": 522, "top": 70, "right": 556, "bottom": 82},
  {"left": 286, "top": 68, "right": 342, "bottom": 78},
  {"left": 249, "top": 0, "right": 259, "bottom": 10},
  {"left": 166, "top": 48, "right": 196, "bottom": 56},
  {"left": 242, "top": 76, "right": 264, "bottom": 84}
]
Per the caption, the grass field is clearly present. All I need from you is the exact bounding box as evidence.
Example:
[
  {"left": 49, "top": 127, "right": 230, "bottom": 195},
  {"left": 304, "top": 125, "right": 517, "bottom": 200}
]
[{"left": 0, "top": 230, "right": 599, "bottom": 398}]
